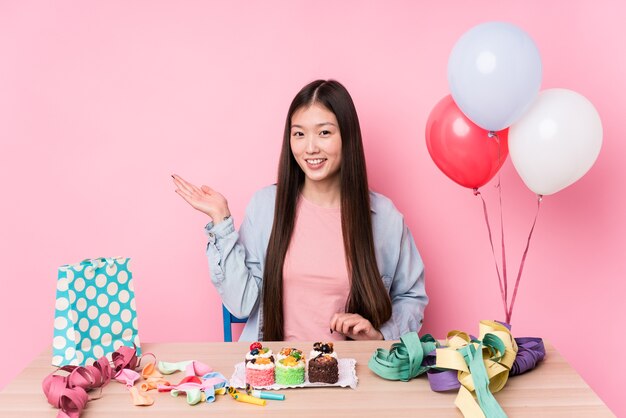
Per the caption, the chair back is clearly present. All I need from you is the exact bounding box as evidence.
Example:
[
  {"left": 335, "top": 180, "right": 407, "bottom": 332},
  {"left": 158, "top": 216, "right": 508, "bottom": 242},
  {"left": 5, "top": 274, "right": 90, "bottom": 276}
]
[{"left": 222, "top": 304, "right": 248, "bottom": 342}]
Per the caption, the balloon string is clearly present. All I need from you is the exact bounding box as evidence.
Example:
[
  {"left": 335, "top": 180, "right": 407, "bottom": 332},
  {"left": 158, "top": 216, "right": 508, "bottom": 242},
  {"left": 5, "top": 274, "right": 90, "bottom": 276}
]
[
  {"left": 490, "top": 132, "right": 509, "bottom": 313},
  {"left": 507, "top": 195, "right": 542, "bottom": 323},
  {"left": 473, "top": 188, "right": 508, "bottom": 319},
  {"left": 498, "top": 178, "right": 508, "bottom": 319}
]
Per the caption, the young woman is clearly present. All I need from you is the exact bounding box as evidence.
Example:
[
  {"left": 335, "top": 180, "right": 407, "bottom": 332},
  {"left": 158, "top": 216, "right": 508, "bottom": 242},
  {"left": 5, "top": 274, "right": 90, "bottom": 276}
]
[{"left": 173, "top": 79, "right": 427, "bottom": 342}]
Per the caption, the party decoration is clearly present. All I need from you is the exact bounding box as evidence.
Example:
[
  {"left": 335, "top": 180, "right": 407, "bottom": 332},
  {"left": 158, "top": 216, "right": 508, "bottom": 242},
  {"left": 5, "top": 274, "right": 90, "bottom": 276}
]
[
  {"left": 509, "top": 88, "right": 603, "bottom": 195},
  {"left": 426, "top": 95, "right": 509, "bottom": 189},
  {"left": 433, "top": 21, "right": 603, "bottom": 325},
  {"left": 52, "top": 257, "right": 141, "bottom": 367},
  {"left": 43, "top": 345, "right": 141, "bottom": 417},
  {"left": 368, "top": 321, "right": 537, "bottom": 418},
  {"left": 448, "top": 21, "right": 542, "bottom": 131}
]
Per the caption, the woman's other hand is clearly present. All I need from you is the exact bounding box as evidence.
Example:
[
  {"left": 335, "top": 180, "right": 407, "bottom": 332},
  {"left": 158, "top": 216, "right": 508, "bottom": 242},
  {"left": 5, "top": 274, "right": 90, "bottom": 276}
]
[
  {"left": 172, "top": 174, "right": 231, "bottom": 223},
  {"left": 330, "top": 313, "right": 383, "bottom": 340}
]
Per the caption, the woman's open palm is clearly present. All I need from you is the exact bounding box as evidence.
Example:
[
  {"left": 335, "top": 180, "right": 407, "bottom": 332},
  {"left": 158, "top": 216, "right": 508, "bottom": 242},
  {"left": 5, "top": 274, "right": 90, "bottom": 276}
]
[{"left": 172, "top": 174, "right": 231, "bottom": 222}]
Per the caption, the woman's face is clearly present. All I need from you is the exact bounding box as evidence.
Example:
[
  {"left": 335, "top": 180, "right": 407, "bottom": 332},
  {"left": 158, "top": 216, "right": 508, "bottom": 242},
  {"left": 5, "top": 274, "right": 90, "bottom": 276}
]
[{"left": 290, "top": 103, "right": 342, "bottom": 188}]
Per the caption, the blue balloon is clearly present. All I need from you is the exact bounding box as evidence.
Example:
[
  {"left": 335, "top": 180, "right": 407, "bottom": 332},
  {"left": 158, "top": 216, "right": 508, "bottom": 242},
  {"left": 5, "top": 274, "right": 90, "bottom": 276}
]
[{"left": 448, "top": 21, "right": 542, "bottom": 132}]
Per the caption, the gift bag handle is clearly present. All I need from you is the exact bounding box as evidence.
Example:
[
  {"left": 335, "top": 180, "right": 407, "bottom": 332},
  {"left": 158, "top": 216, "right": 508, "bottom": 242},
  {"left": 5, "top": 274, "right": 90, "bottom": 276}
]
[{"left": 79, "top": 257, "right": 119, "bottom": 271}]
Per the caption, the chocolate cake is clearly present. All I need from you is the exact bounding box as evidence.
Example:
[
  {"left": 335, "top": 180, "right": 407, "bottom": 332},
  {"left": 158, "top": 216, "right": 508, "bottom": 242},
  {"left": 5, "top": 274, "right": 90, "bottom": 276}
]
[{"left": 308, "top": 342, "right": 339, "bottom": 384}]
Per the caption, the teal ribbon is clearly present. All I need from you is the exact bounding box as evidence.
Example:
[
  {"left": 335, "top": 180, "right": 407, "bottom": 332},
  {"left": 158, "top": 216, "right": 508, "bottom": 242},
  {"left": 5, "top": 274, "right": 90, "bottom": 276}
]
[
  {"left": 368, "top": 333, "right": 438, "bottom": 381},
  {"left": 459, "top": 339, "right": 507, "bottom": 418}
]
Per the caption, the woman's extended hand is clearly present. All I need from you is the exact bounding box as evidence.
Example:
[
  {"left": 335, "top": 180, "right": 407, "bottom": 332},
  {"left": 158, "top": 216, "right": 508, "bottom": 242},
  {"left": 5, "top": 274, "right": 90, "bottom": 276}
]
[
  {"left": 172, "top": 174, "right": 231, "bottom": 223},
  {"left": 330, "top": 313, "right": 384, "bottom": 340}
]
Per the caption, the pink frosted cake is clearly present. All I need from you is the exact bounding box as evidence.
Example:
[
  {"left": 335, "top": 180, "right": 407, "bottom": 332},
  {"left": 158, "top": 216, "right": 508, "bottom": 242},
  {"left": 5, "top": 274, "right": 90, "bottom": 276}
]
[{"left": 245, "top": 342, "right": 275, "bottom": 387}]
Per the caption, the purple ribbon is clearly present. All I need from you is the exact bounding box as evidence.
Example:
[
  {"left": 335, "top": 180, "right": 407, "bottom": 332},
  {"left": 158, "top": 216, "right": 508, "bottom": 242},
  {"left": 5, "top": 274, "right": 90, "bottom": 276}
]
[
  {"left": 424, "top": 350, "right": 460, "bottom": 392},
  {"left": 425, "top": 337, "right": 546, "bottom": 391},
  {"left": 510, "top": 337, "right": 545, "bottom": 376},
  {"left": 428, "top": 369, "right": 461, "bottom": 392}
]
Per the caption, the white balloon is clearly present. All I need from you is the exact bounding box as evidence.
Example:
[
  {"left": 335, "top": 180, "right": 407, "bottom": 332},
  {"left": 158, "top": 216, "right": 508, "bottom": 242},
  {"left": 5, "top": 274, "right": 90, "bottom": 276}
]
[
  {"left": 448, "top": 21, "right": 542, "bottom": 131},
  {"left": 509, "top": 89, "right": 603, "bottom": 195}
]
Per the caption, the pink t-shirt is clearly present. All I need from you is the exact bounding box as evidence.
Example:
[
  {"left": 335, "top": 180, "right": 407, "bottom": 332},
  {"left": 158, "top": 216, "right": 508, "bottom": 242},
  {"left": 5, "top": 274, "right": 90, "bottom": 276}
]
[{"left": 282, "top": 195, "right": 350, "bottom": 341}]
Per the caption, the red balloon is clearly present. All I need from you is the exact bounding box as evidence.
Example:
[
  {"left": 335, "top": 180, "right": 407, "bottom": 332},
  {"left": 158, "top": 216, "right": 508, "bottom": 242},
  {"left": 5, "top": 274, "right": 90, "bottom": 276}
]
[{"left": 425, "top": 95, "right": 509, "bottom": 189}]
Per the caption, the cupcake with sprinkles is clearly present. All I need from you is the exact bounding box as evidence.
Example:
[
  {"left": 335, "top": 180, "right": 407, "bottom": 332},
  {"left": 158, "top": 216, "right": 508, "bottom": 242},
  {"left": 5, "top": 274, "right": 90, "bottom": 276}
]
[
  {"left": 245, "top": 342, "right": 275, "bottom": 387},
  {"left": 275, "top": 347, "right": 305, "bottom": 385},
  {"left": 308, "top": 342, "right": 339, "bottom": 384}
]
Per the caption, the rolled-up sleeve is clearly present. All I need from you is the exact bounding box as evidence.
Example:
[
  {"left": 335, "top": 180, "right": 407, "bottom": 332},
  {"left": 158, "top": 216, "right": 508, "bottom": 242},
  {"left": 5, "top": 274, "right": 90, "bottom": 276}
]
[
  {"left": 379, "top": 220, "right": 428, "bottom": 340},
  {"left": 205, "top": 198, "right": 264, "bottom": 319}
]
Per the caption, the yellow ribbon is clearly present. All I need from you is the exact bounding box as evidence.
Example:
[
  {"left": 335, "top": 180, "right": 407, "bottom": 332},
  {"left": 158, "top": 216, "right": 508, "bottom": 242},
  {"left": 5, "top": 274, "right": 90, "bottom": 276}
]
[{"left": 435, "top": 320, "right": 518, "bottom": 417}]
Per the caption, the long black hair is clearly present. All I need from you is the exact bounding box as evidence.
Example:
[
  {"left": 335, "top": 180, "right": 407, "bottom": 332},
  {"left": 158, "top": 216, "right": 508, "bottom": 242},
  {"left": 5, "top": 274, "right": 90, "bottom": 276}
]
[{"left": 262, "top": 79, "right": 391, "bottom": 341}]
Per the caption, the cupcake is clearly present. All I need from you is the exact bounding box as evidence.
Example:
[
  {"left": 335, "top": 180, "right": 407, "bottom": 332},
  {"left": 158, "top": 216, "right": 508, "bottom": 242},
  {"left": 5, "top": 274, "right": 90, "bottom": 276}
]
[
  {"left": 245, "top": 342, "right": 275, "bottom": 387},
  {"left": 275, "top": 347, "right": 305, "bottom": 385},
  {"left": 308, "top": 342, "right": 339, "bottom": 384}
]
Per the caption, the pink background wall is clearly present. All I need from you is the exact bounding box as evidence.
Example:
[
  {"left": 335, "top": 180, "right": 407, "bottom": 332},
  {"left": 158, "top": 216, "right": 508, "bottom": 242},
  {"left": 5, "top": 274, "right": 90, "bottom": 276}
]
[{"left": 1, "top": 0, "right": 624, "bottom": 414}]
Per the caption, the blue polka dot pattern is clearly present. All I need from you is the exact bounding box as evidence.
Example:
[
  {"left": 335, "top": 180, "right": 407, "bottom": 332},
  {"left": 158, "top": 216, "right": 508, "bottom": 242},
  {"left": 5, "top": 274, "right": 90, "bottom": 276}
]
[{"left": 52, "top": 257, "right": 141, "bottom": 366}]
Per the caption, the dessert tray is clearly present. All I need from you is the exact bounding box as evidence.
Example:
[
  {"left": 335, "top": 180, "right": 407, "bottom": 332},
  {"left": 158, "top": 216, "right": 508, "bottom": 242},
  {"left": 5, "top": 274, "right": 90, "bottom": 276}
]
[{"left": 229, "top": 358, "right": 358, "bottom": 389}]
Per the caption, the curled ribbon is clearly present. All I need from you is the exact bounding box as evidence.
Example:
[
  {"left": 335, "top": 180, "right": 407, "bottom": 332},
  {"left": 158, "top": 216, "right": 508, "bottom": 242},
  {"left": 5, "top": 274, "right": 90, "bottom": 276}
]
[
  {"left": 369, "top": 321, "right": 541, "bottom": 418},
  {"left": 42, "top": 345, "right": 141, "bottom": 418}
]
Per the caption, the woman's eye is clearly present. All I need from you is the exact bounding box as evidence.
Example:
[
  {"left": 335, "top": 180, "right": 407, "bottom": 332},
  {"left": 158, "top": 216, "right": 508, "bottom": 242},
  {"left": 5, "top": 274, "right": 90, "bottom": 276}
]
[
  {"left": 292, "top": 131, "right": 304, "bottom": 137},
  {"left": 320, "top": 130, "right": 331, "bottom": 136}
]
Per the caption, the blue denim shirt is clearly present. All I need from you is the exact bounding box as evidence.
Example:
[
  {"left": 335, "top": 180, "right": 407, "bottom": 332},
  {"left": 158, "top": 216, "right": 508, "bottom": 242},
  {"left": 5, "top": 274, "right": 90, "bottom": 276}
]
[{"left": 205, "top": 185, "right": 427, "bottom": 341}]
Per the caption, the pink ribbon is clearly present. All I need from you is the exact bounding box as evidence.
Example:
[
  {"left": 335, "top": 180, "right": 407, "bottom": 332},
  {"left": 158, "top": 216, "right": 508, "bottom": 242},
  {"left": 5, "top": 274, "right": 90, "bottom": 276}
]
[
  {"left": 474, "top": 162, "right": 543, "bottom": 324},
  {"left": 42, "top": 346, "right": 140, "bottom": 418}
]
